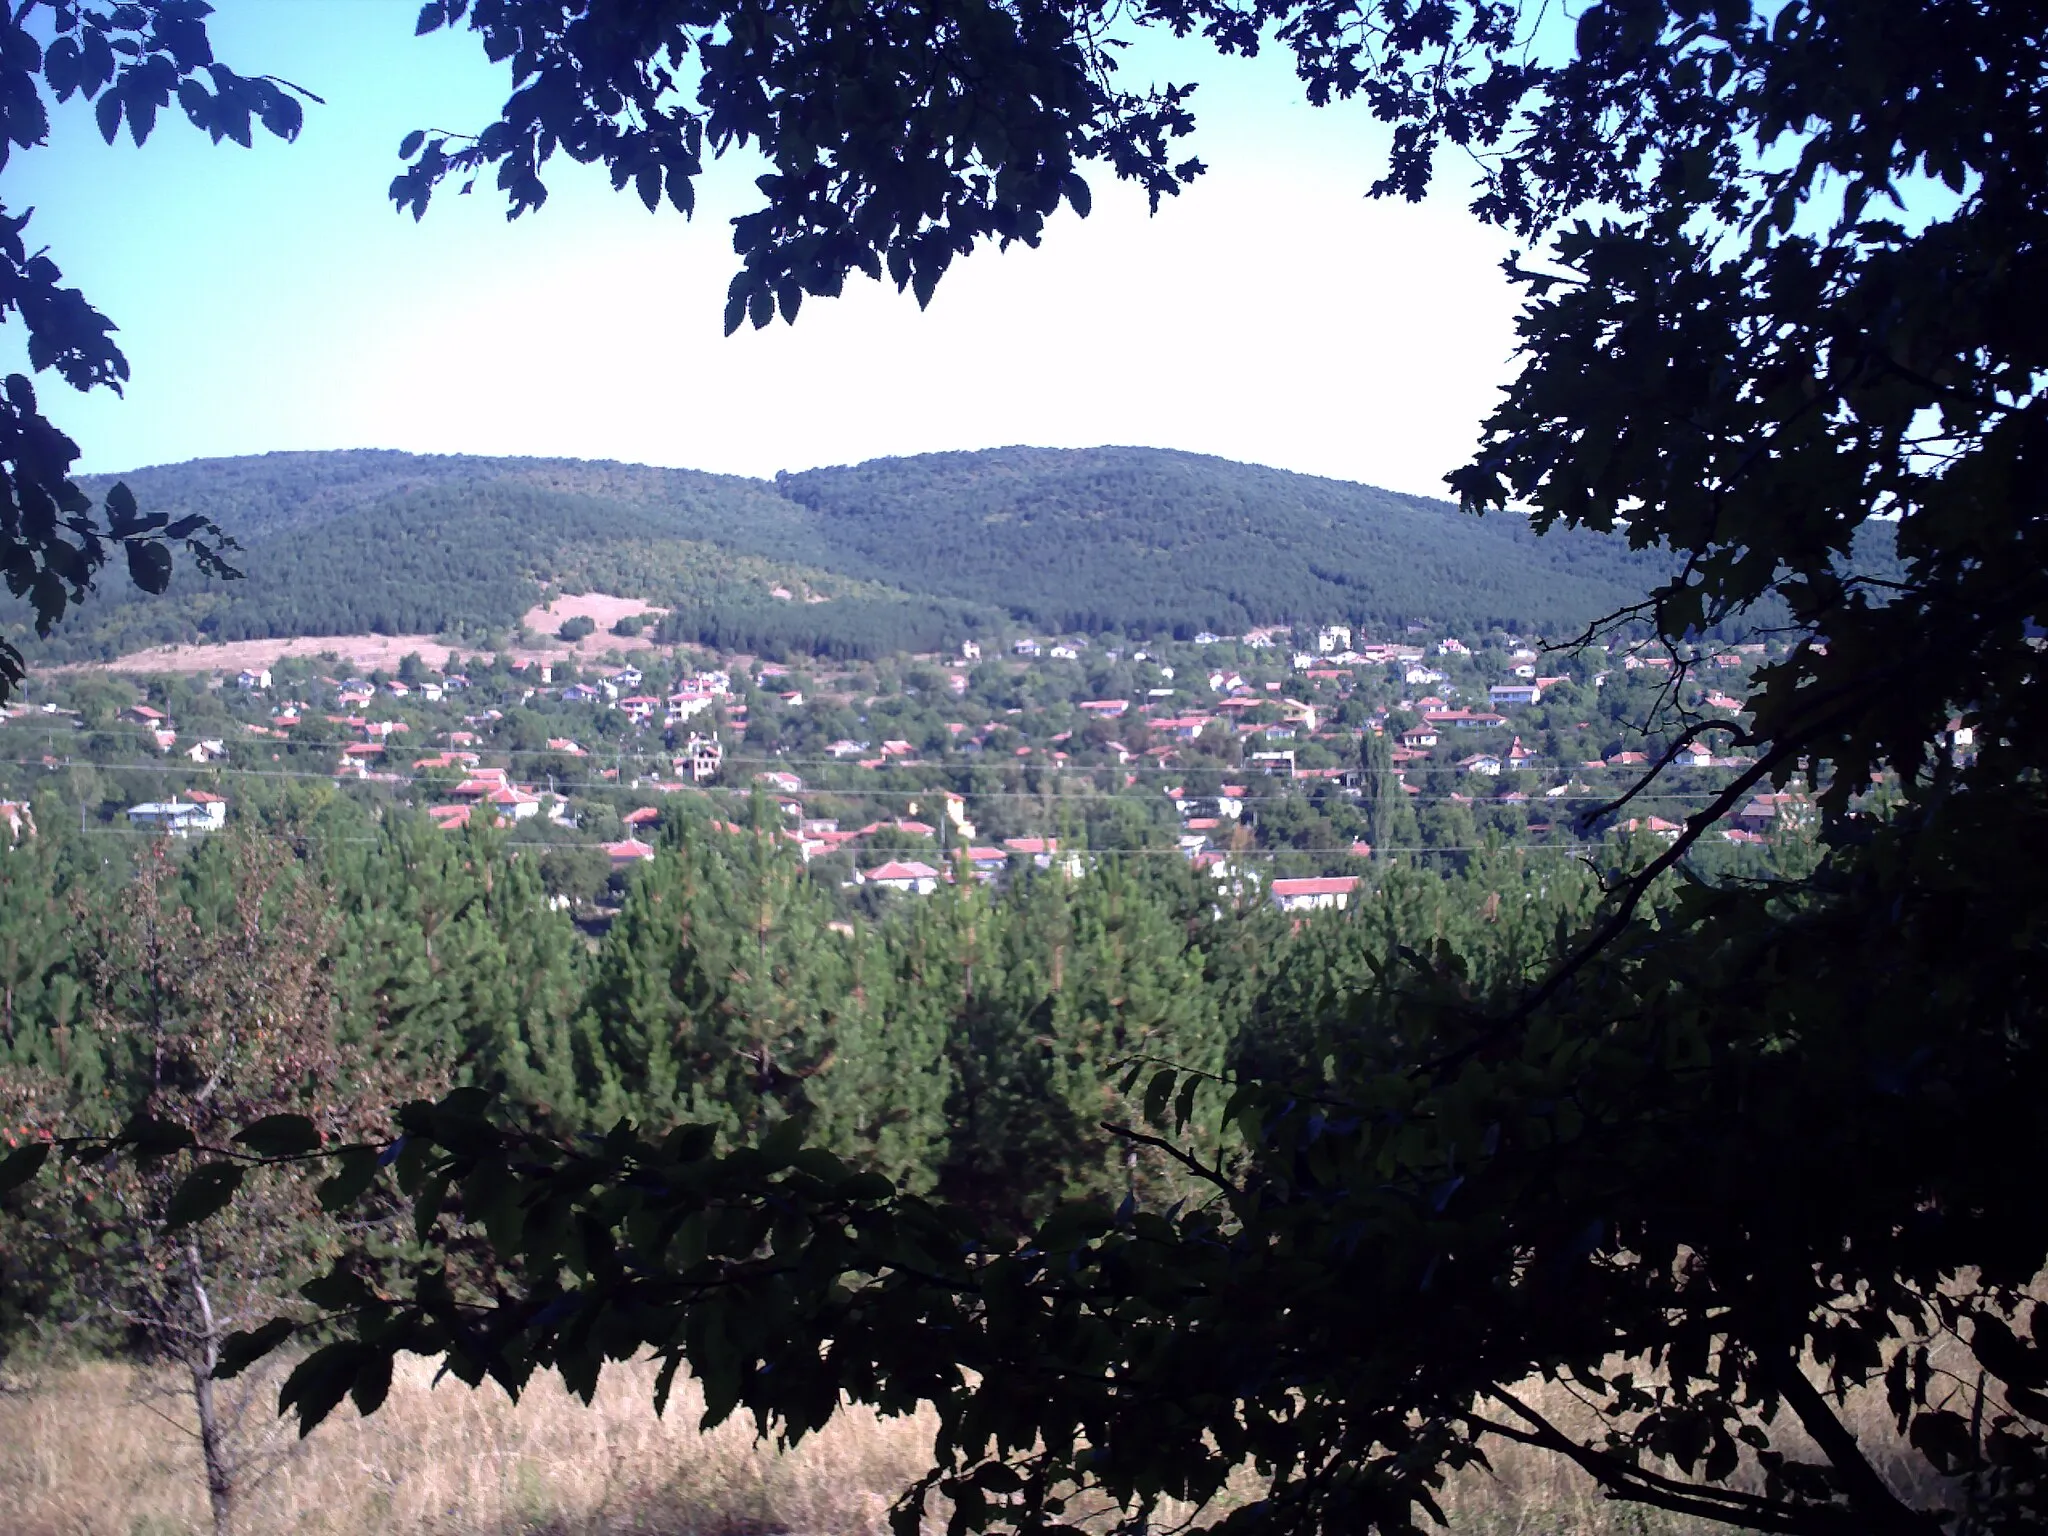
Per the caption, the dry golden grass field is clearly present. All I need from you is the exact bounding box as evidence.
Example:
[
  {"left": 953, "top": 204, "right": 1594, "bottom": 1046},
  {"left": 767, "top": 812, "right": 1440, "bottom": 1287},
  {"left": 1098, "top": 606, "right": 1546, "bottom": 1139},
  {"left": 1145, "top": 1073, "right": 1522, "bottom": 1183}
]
[{"left": 0, "top": 1353, "right": 1917, "bottom": 1536}]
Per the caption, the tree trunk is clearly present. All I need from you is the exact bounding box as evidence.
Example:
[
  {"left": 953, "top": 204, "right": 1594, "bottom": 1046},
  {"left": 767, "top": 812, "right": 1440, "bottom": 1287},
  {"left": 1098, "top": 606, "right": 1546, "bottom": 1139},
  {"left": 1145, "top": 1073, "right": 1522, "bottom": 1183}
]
[{"left": 185, "top": 1238, "right": 235, "bottom": 1536}]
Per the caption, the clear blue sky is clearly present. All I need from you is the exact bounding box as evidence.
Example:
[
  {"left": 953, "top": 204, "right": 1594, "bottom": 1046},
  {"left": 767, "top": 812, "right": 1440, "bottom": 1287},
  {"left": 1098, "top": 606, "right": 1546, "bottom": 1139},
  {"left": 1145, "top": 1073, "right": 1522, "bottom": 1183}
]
[{"left": 5, "top": 1, "right": 1522, "bottom": 498}]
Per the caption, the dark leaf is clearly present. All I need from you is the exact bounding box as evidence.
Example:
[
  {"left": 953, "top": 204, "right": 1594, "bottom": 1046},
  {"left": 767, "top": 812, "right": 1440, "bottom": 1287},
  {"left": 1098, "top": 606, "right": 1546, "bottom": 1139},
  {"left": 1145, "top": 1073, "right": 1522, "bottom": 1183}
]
[
  {"left": 164, "top": 1162, "right": 246, "bottom": 1229},
  {"left": 103, "top": 481, "right": 139, "bottom": 532},
  {"left": 316, "top": 1145, "right": 380, "bottom": 1211},
  {"left": 214, "top": 1318, "right": 296, "bottom": 1380},
  {"left": 280, "top": 1343, "right": 368, "bottom": 1435},
  {"left": 126, "top": 539, "right": 172, "bottom": 594},
  {"left": 232, "top": 1113, "right": 322, "bottom": 1158},
  {"left": 0, "top": 1140, "right": 49, "bottom": 1193}
]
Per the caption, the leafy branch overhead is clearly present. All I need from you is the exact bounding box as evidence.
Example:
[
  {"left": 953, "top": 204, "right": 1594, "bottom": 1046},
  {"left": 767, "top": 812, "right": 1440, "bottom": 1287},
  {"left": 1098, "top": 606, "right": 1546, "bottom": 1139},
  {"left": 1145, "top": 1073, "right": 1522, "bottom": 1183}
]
[
  {"left": 398, "top": 0, "right": 1204, "bottom": 331},
  {"left": 0, "top": 0, "right": 321, "bottom": 699}
]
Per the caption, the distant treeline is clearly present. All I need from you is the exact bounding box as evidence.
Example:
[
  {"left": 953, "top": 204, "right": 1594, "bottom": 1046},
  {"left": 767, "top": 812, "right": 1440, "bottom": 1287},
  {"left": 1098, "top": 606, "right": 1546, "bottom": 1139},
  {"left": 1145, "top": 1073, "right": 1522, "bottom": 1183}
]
[{"left": 653, "top": 596, "right": 995, "bottom": 661}]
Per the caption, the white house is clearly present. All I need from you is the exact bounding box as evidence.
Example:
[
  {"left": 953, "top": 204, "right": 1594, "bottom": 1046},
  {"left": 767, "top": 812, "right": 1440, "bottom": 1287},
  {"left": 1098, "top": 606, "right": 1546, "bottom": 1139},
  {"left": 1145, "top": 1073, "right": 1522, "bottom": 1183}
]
[
  {"left": 234, "top": 667, "right": 271, "bottom": 691},
  {"left": 487, "top": 786, "right": 543, "bottom": 822},
  {"left": 961, "top": 639, "right": 982, "bottom": 661},
  {"left": 1270, "top": 875, "right": 1359, "bottom": 913},
  {"left": 125, "top": 794, "right": 227, "bottom": 836},
  {"left": 1489, "top": 683, "right": 1543, "bottom": 707},
  {"left": 864, "top": 859, "right": 941, "bottom": 895},
  {"left": 667, "top": 692, "right": 715, "bottom": 725},
  {"left": 683, "top": 733, "right": 723, "bottom": 783},
  {"left": 1316, "top": 625, "right": 1352, "bottom": 654}
]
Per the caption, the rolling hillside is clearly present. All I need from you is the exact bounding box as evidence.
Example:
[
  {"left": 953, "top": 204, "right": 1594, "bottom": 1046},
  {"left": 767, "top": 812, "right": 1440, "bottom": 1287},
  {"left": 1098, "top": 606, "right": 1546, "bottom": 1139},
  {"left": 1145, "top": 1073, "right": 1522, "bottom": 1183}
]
[{"left": 11, "top": 446, "right": 1675, "bottom": 664}]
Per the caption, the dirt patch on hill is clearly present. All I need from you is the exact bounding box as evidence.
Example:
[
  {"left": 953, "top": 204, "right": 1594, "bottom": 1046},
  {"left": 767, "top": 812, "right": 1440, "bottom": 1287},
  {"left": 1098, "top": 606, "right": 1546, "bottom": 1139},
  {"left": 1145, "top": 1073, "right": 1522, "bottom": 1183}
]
[
  {"left": 85, "top": 635, "right": 466, "bottom": 676},
  {"left": 524, "top": 585, "right": 667, "bottom": 647},
  {"left": 78, "top": 624, "right": 662, "bottom": 679}
]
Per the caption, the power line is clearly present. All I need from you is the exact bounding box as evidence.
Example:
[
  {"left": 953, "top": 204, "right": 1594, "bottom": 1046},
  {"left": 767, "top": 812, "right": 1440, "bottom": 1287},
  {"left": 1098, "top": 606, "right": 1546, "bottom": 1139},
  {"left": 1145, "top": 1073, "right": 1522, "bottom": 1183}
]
[{"left": 0, "top": 756, "right": 1746, "bottom": 808}]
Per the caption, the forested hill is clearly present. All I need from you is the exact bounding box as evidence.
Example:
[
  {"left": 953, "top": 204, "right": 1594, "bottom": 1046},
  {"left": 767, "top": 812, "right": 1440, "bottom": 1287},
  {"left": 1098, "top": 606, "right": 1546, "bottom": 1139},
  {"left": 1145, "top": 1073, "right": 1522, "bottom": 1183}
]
[
  {"left": 18, "top": 446, "right": 1670, "bottom": 663},
  {"left": 777, "top": 448, "right": 1662, "bottom": 636}
]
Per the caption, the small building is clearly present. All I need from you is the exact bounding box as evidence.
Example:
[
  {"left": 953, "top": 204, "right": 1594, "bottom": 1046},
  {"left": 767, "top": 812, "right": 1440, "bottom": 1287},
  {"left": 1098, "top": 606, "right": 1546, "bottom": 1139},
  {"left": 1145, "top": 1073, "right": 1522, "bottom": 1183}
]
[
  {"left": 487, "top": 786, "right": 543, "bottom": 821},
  {"left": 683, "top": 733, "right": 723, "bottom": 783},
  {"left": 864, "top": 859, "right": 941, "bottom": 895},
  {"left": 963, "top": 845, "right": 1009, "bottom": 880},
  {"left": 125, "top": 797, "right": 227, "bottom": 836},
  {"left": 602, "top": 837, "right": 657, "bottom": 867},
  {"left": 1270, "top": 875, "right": 1359, "bottom": 913},
  {"left": 0, "top": 800, "right": 34, "bottom": 843},
  {"left": 234, "top": 667, "right": 271, "bottom": 691},
  {"left": 1489, "top": 683, "right": 1543, "bottom": 707}
]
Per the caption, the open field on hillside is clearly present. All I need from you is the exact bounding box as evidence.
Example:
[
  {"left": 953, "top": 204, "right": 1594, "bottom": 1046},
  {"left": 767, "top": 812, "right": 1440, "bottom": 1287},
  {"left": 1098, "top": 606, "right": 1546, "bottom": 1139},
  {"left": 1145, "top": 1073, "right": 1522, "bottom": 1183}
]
[
  {"left": 63, "top": 622, "right": 668, "bottom": 679},
  {"left": 523, "top": 594, "right": 673, "bottom": 657},
  {"left": 524, "top": 593, "right": 669, "bottom": 636},
  {"left": 78, "top": 634, "right": 469, "bottom": 676},
  {"left": 0, "top": 1355, "right": 1938, "bottom": 1536}
]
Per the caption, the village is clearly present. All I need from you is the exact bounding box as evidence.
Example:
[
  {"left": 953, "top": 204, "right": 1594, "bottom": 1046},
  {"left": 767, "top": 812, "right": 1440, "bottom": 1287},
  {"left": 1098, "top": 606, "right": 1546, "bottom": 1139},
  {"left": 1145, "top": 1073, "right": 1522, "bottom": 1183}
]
[{"left": 0, "top": 616, "right": 1823, "bottom": 914}]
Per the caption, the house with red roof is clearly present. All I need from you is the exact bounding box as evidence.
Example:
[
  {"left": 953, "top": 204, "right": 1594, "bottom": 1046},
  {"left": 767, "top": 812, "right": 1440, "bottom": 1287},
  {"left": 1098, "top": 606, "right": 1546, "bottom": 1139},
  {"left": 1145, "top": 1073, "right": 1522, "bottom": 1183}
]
[
  {"left": 1269, "top": 876, "right": 1359, "bottom": 913},
  {"left": 863, "top": 859, "right": 941, "bottom": 895}
]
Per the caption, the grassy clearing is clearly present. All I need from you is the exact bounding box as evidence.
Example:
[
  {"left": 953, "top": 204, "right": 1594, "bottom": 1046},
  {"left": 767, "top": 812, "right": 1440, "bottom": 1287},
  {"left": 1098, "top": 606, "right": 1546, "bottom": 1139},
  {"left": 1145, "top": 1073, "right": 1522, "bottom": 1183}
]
[
  {"left": 0, "top": 1357, "right": 933, "bottom": 1536},
  {"left": 0, "top": 1356, "right": 1930, "bottom": 1536}
]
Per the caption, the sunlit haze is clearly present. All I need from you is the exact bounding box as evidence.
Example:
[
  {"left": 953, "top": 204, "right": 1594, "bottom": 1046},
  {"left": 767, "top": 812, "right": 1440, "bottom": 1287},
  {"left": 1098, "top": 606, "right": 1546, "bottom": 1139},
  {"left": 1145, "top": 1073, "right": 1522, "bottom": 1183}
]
[{"left": 8, "top": 1, "right": 1522, "bottom": 497}]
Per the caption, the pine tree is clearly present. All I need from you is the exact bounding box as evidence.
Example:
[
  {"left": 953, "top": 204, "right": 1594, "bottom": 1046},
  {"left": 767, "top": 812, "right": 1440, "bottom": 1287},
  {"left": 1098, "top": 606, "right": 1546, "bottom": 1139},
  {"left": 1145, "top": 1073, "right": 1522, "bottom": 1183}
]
[
  {"left": 582, "top": 824, "right": 864, "bottom": 1141},
  {"left": 1358, "top": 725, "right": 1416, "bottom": 858},
  {"left": 325, "top": 815, "right": 592, "bottom": 1118},
  {"left": 0, "top": 806, "right": 97, "bottom": 1095},
  {"left": 941, "top": 866, "right": 1227, "bottom": 1224},
  {"left": 805, "top": 884, "right": 961, "bottom": 1191}
]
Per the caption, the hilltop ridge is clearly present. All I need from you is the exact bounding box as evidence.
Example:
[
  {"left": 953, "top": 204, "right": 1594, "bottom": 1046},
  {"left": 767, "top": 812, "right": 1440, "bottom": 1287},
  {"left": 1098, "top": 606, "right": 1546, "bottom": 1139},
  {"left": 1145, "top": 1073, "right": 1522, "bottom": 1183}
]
[{"left": 15, "top": 446, "right": 1670, "bottom": 664}]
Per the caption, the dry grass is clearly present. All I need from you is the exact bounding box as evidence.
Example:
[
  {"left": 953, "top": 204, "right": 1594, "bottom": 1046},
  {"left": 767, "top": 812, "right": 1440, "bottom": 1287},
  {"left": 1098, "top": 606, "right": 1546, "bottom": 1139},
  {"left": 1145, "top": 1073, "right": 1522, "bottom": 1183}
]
[
  {"left": 0, "top": 1357, "right": 936, "bottom": 1536},
  {"left": 0, "top": 1356, "right": 1937, "bottom": 1536}
]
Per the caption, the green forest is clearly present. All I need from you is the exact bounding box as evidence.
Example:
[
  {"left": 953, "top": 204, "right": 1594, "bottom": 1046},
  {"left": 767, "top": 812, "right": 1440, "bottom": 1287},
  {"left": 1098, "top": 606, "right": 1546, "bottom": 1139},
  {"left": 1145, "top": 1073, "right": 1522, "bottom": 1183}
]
[
  {"left": 6, "top": 447, "right": 1679, "bottom": 665},
  {"left": 0, "top": 802, "right": 1614, "bottom": 1281}
]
